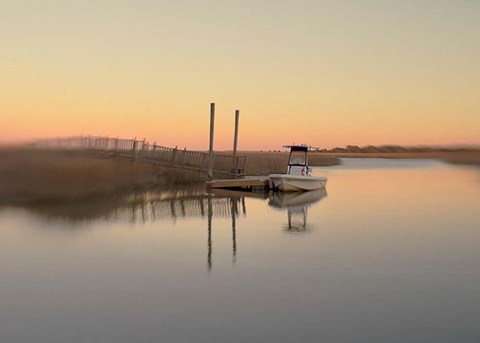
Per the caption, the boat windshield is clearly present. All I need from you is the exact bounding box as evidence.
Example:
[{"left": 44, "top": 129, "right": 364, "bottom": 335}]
[{"left": 289, "top": 151, "right": 307, "bottom": 165}]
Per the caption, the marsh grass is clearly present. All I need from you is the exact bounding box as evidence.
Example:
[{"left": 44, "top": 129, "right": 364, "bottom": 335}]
[
  {"left": 0, "top": 149, "right": 205, "bottom": 203},
  {"left": 243, "top": 152, "right": 340, "bottom": 175},
  {"left": 331, "top": 151, "right": 480, "bottom": 165}
]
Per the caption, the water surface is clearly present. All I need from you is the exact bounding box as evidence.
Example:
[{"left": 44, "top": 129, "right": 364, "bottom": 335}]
[{"left": 1, "top": 159, "right": 479, "bottom": 342}]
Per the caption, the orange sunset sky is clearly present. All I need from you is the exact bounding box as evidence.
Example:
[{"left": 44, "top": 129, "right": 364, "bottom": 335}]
[{"left": 1, "top": 0, "right": 479, "bottom": 150}]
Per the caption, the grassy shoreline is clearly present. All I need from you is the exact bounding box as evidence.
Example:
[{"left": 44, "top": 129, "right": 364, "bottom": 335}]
[
  {"left": 0, "top": 149, "right": 206, "bottom": 204},
  {"left": 324, "top": 151, "right": 480, "bottom": 166},
  {"left": 1, "top": 149, "right": 478, "bottom": 204},
  {"left": 243, "top": 151, "right": 340, "bottom": 175},
  {"left": 0, "top": 149, "right": 339, "bottom": 203}
]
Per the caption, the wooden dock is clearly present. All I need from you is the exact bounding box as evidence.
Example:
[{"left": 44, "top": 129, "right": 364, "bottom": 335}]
[
  {"left": 27, "top": 135, "right": 247, "bottom": 177},
  {"left": 207, "top": 176, "right": 272, "bottom": 190}
]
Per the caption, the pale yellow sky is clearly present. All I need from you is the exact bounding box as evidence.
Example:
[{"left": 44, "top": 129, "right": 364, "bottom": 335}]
[{"left": 1, "top": 0, "right": 479, "bottom": 149}]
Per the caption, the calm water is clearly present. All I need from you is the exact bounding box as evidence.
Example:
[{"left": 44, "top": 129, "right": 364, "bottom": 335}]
[{"left": 1, "top": 159, "right": 479, "bottom": 343}]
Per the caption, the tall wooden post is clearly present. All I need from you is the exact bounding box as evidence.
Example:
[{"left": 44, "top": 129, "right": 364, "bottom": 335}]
[
  {"left": 172, "top": 146, "right": 178, "bottom": 165},
  {"left": 208, "top": 103, "right": 215, "bottom": 179},
  {"left": 132, "top": 137, "right": 137, "bottom": 161},
  {"left": 232, "top": 109, "right": 240, "bottom": 178}
]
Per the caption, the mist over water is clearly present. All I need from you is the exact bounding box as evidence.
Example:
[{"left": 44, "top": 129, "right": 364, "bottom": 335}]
[{"left": 1, "top": 159, "right": 479, "bottom": 343}]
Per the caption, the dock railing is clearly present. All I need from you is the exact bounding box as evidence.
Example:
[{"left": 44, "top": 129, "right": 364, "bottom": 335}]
[{"left": 27, "top": 135, "right": 247, "bottom": 176}]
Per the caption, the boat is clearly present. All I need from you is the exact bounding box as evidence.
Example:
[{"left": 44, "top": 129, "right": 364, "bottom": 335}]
[{"left": 268, "top": 145, "right": 327, "bottom": 192}]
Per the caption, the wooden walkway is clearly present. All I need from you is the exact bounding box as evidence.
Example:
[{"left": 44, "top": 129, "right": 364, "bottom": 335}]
[{"left": 28, "top": 135, "right": 247, "bottom": 176}]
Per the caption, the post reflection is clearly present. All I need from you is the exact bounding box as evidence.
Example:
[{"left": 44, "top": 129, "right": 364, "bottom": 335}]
[
  {"left": 205, "top": 189, "right": 262, "bottom": 270},
  {"left": 231, "top": 197, "right": 237, "bottom": 263},
  {"left": 207, "top": 193, "right": 213, "bottom": 271}
]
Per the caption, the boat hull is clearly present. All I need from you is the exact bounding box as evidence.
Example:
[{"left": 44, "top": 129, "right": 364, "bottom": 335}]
[{"left": 268, "top": 174, "right": 327, "bottom": 192}]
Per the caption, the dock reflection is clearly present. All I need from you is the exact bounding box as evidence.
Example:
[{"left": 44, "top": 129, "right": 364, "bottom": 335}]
[
  {"left": 20, "top": 187, "right": 246, "bottom": 224},
  {"left": 12, "top": 186, "right": 326, "bottom": 270},
  {"left": 206, "top": 189, "right": 267, "bottom": 270}
]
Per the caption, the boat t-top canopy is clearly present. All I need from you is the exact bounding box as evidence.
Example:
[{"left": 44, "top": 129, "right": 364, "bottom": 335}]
[
  {"left": 283, "top": 144, "right": 312, "bottom": 170},
  {"left": 283, "top": 145, "right": 318, "bottom": 152}
]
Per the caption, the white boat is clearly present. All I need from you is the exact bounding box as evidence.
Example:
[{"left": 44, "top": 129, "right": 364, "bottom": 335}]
[{"left": 269, "top": 145, "right": 327, "bottom": 192}]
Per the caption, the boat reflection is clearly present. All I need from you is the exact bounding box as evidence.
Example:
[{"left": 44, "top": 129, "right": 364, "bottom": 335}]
[
  {"left": 268, "top": 189, "right": 327, "bottom": 232},
  {"left": 268, "top": 189, "right": 327, "bottom": 209}
]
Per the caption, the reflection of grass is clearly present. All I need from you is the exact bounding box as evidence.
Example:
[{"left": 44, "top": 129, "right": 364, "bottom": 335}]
[
  {"left": 16, "top": 184, "right": 207, "bottom": 223},
  {"left": 0, "top": 149, "right": 206, "bottom": 203},
  {"left": 243, "top": 152, "right": 340, "bottom": 175}
]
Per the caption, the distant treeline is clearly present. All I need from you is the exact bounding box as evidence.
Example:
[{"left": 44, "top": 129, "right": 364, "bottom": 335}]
[{"left": 314, "top": 145, "right": 480, "bottom": 153}]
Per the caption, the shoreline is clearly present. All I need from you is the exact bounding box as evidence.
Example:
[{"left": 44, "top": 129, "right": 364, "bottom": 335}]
[
  {"left": 1, "top": 149, "right": 478, "bottom": 204},
  {"left": 0, "top": 149, "right": 206, "bottom": 204},
  {"left": 324, "top": 151, "right": 480, "bottom": 166}
]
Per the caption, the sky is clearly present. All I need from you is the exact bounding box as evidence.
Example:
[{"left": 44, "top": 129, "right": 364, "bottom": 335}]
[{"left": 1, "top": 0, "right": 479, "bottom": 150}]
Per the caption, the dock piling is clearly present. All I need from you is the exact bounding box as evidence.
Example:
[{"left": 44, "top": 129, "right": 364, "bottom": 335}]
[
  {"left": 208, "top": 103, "right": 215, "bottom": 179},
  {"left": 232, "top": 109, "right": 240, "bottom": 179}
]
